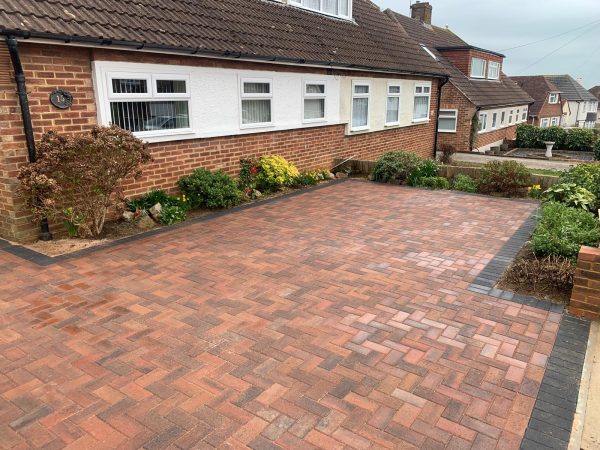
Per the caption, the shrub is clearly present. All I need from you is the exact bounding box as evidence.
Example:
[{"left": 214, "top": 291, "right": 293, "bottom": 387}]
[
  {"left": 178, "top": 169, "right": 241, "bottom": 209},
  {"left": 239, "top": 157, "right": 260, "bottom": 196},
  {"left": 292, "top": 171, "right": 320, "bottom": 187},
  {"left": 527, "top": 184, "right": 544, "bottom": 200},
  {"left": 18, "top": 126, "right": 151, "bottom": 237},
  {"left": 372, "top": 151, "right": 423, "bottom": 184},
  {"left": 478, "top": 160, "right": 531, "bottom": 196},
  {"left": 559, "top": 163, "right": 600, "bottom": 200},
  {"left": 126, "top": 189, "right": 182, "bottom": 212},
  {"left": 516, "top": 124, "right": 539, "bottom": 148},
  {"left": 565, "top": 128, "right": 594, "bottom": 151},
  {"left": 415, "top": 176, "right": 450, "bottom": 190},
  {"left": 538, "top": 126, "right": 567, "bottom": 149},
  {"left": 543, "top": 183, "right": 596, "bottom": 211},
  {"left": 594, "top": 139, "right": 600, "bottom": 161},
  {"left": 256, "top": 155, "right": 299, "bottom": 192},
  {"left": 452, "top": 174, "right": 478, "bottom": 193},
  {"left": 438, "top": 144, "right": 456, "bottom": 165},
  {"left": 160, "top": 204, "right": 187, "bottom": 225},
  {"left": 408, "top": 159, "right": 439, "bottom": 186},
  {"left": 531, "top": 202, "right": 600, "bottom": 259}
]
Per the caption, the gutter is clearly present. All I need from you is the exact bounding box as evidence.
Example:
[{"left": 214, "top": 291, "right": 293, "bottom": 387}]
[
  {"left": 5, "top": 36, "right": 53, "bottom": 241},
  {"left": 1, "top": 30, "right": 449, "bottom": 80},
  {"left": 432, "top": 76, "right": 450, "bottom": 159}
]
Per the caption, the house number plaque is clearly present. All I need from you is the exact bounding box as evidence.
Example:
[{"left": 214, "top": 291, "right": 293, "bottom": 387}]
[{"left": 49, "top": 89, "right": 73, "bottom": 109}]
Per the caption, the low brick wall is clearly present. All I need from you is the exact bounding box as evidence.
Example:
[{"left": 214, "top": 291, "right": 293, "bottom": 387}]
[{"left": 569, "top": 246, "right": 600, "bottom": 320}]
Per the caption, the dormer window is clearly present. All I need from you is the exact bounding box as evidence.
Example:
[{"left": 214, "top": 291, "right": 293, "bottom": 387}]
[
  {"left": 289, "top": 0, "right": 351, "bottom": 19},
  {"left": 488, "top": 62, "right": 500, "bottom": 80},
  {"left": 470, "top": 58, "right": 486, "bottom": 79},
  {"left": 549, "top": 93, "right": 559, "bottom": 104}
]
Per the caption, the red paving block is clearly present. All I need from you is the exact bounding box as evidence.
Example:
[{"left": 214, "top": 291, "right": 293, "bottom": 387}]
[{"left": 0, "top": 183, "right": 559, "bottom": 448}]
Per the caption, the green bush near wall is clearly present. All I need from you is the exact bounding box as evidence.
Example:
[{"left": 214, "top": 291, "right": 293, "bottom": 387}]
[{"left": 516, "top": 124, "right": 595, "bottom": 151}]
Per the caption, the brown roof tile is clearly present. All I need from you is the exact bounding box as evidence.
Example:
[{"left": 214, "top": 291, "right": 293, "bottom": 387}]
[{"left": 511, "top": 76, "right": 561, "bottom": 116}]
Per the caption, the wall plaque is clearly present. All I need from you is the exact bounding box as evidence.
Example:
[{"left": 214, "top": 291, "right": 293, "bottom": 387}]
[{"left": 49, "top": 89, "right": 73, "bottom": 109}]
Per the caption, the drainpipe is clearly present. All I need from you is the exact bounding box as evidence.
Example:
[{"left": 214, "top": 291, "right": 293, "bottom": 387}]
[
  {"left": 6, "top": 36, "right": 52, "bottom": 241},
  {"left": 432, "top": 76, "right": 449, "bottom": 159}
]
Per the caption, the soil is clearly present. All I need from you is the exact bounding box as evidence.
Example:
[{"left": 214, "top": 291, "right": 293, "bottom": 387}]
[
  {"left": 17, "top": 180, "right": 335, "bottom": 257},
  {"left": 497, "top": 244, "right": 574, "bottom": 304}
]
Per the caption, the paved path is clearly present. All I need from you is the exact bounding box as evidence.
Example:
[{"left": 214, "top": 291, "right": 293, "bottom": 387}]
[
  {"left": 453, "top": 152, "right": 576, "bottom": 170},
  {"left": 0, "top": 181, "right": 560, "bottom": 449}
]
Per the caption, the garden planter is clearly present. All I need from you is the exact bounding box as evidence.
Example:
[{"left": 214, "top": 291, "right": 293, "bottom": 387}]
[{"left": 543, "top": 141, "right": 555, "bottom": 158}]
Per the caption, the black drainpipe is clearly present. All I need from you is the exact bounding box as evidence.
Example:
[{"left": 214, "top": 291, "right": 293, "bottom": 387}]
[
  {"left": 432, "top": 76, "right": 449, "bottom": 159},
  {"left": 6, "top": 36, "right": 53, "bottom": 241}
]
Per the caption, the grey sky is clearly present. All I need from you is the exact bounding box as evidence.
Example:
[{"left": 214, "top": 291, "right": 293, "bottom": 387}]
[{"left": 370, "top": 0, "right": 600, "bottom": 88}]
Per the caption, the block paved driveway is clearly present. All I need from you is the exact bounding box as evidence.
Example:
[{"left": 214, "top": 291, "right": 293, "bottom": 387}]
[{"left": 0, "top": 181, "right": 560, "bottom": 449}]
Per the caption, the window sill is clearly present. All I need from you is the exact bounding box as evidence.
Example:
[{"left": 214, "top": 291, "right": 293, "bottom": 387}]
[
  {"left": 384, "top": 122, "right": 400, "bottom": 128},
  {"left": 438, "top": 130, "right": 456, "bottom": 133},
  {"left": 350, "top": 126, "right": 370, "bottom": 132},
  {"left": 133, "top": 128, "right": 194, "bottom": 139},
  {"left": 412, "top": 119, "right": 430, "bottom": 124},
  {"left": 303, "top": 118, "right": 327, "bottom": 125},
  {"left": 240, "top": 122, "right": 275, "bottom": 130}
]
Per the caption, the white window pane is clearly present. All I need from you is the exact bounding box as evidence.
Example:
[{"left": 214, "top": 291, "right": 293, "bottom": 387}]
[
  {"left": 352, "top": 97, "right": 369, "bottom": 127},
  {"left": 244, "top": 82, "right": 270, "bottom": 94},
  {"left": 304, "top": 99, "right": 325, "bottom": 120},
  {"left": 340, "top": 0, "right": 349, "bottom": 15},
  {"left": 354, "top": 85, "right": 369, "bottom": 94},
  {"left": 423, "top": 87, "right": 430, "bottom": 93},
  {"left": 242, "top": 99, "right": 271, "bottom": 124},
  {"left": 112, "top": 78, "right": 148, "bottom": 94},
  {"left": 156, "top": 79, "right": 186, "bottom": 94},
  {"left": 413, "top": 96, "right": 429, "bottom": 120},
  {"left": 306, "top": 84, "right": 325, "bottom": 94},
  {"left": 110, "top": 101, "right": 189, "bottom": 132},
  {"left": 438, "top": 117, "right": 456, "bottom": 131},
  {"left": 471, "top": 58, "right": 485, "bottom": 77},
  {"left": 415, "top": 86, "right": 423, "bottom": 93},
  {"left": 323, "top": 0, "right": 337, "bottom": 14},
  {"left": 386, "top": 97, "right": 400, "bottom": 123},
  {"left": 304, "top": 0, "right": 319, "bottom": 9},
  {"left": 388, "top": 85, "right": 401, "bottom": 94}
]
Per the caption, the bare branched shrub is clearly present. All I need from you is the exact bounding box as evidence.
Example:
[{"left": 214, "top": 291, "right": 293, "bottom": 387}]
[
  {"left": 438, "top": 144, "right": 456, "bottom": 165},
  {"left": 504, "top": 251, "right": 575, "bottom": 293}
]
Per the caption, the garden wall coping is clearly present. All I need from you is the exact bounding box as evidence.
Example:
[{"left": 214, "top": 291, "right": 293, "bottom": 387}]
[{"left": 570, "top": 246, "right": 600, "bottom": 320}]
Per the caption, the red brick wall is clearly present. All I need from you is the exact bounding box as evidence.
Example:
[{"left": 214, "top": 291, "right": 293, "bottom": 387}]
[
  {"left": 569, "top": 246, "right": 600, "bottom": 320},
  {"left": 437, "top": 83, "right": 476, "bottom": 151},
  {"left": 476, "top": 124, "right": 518, "bottom": 149},
  {"left": 438, "top": 49, "right": 503, "bottom": 78},
  {"left": 535, "top": 98, "right": 563, "bottom": 124},
  {"left": 0, "top": 42, "right": 439, "bottom": 241}
]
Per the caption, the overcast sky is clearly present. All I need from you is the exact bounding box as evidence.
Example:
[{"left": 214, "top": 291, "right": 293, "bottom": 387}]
[{"left": 370, "top": 0, "right": 600, "bottom": 88}]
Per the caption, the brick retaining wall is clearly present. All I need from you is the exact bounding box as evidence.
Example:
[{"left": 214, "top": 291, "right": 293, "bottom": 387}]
[{"left": 569, "top": 246, "right": 600, "bottom": 320}]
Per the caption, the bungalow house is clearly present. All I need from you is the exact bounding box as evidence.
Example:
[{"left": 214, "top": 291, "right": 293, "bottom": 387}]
[
  {"left": 511, "top": 76, "right": 564, "bottom": 128},
  {"left": 385, "top": 2, "right": 533, "bottom": 153},
  {"left": 544, "top": 75, "right": 598, "bottom": 128},
  {"left": 589, "top": 86, "right": 600, "bottom": 126},
  {"left": 0, "top": 0, "right": 448, "bottom": 241}
]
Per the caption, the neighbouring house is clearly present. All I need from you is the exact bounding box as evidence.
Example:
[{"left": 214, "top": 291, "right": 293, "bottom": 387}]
[
  {"left": 511, "top": 76, "right": 565, "bottom": 128},
  {"left": 385, "top": 2, "right": 533, "bottom": 153},
  {"left": 544, "top": 75, "right": 598, "bottom": 128},
  {"left": 589, "top": 85, "right": 600, "bottom": 126},
  {"left": 0, "top": 0, "right": 449, "bottom": 241}
]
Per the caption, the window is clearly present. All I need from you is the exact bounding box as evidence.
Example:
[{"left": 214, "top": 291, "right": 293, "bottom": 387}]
[
  {"left": 548, "top": 93, "right": 559, "bottom": 104},
  {"left": 385, "top": 84, "right": 401, "bottom": 125},
  {"left": 351, "top": 81, "right": 370, "bottom": 130},
  {"left": 289, "top": 0, "right": 351, "bottom": 19},
  {"left": 241, "top": 79, "right": 272, "bottom": 127},
  {"left": 491, "top": 112, "right": 497, "bottom": 129},
  {"left": 107, "top": 73, "right": 191, "bottom": 135},
  {"left": 303, "top": 82, "right": 326, "bottom": 122},
  {"left": 516, "top": 109, "right": 520, "bottom": 123},
  {"left": 471, "top": 58, "right": 486, "bottom": 78},
  {"left": 508, "top": 110, "right": 513, "bottom": 124},
  {"left": 413, "top": 84, "right": 431, "bottom": 121},
  {"left": 501, "top": 111, "right": 506, "bottom": 126},
  {"left": 478, "top": 113, "right": 487, "bottom": 132},
  {"left": 522, "top": 108, "right": 527, "bottom": 121},
  {"left": 550, "top": 117, "right": 559, "bottom": 126},
  {"left": 541, "top": 118, "right": 550, "bottom": 128},
  {"left": 438, "top": 110, "right": 457, "bottom": 132},
  {"left": 488, "top": 61, "right": 500, "bottom": 80}
]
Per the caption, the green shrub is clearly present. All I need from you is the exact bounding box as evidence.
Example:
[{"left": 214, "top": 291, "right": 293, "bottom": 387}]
[
  {"left": 543, "top": 183, "right": 596, "bottom": 211},
  {"left": 408, "top": 159, "right": 439, "bottom": 186},
  {"left": 126, "top": 189, "right": 182, "bottom": 212},
  {"left": 478, "top": 160, "right": 531, "bottom": 196},
  {"left": 594, "top": 139, "right": 600, "bottom": 161},
  {"left": 565, "top": 128, "right": 594, "bottom": 151},
  {"left": 178, "top": 168, "right": 241, "bottom": 209},
  {"left": 292, "top": 171, "right": 320, "bottom": 187},
  {"left": 516, "top": 124, "right": 539, "bottom": 148},
  {"left": 372, "top": 151, "right": 423, "bottom": 184},
  {"left": 256, "top": 155, "right": 300, "bottom": 192},
  {"left": 415, "top": 176, "right": 450, "bottom": 190},
  {"left": 539, "top": 126, "right": 567, "bottom": 149},
  {"left": 160, "top": 204, "right": 187, "bottom": 225},
  {"left": 239, "top": 157, "right": 260, "bottom": 196},
  {"left": 531, "top": 202, "right": 600, "bottom": 259},
  {"left": 559, "top": 163, "right": 600, "bottom": 200},
  {"left": 452, "top": 174, "right": 478, "bottom": 193}
]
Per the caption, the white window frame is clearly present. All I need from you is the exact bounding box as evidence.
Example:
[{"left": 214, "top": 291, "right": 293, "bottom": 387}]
[
  {"left": 289, "top": 0, "right": 352, "bottom": 20},
  {"left": 350, "top": 80, "right": 371, "bottom": 132},
  {"left": 487, "top": 61, "right": 500, "bottom": 80},
  {"left": 522, "top": 108, "right": 528, "bottom": 121},
  {"left": 385, "top": 83, "right": 402, "bottom": 126},
  {"left": 240, "top": 77, "right": 273, "bottom": 129},
  {"left": 540, "top": 118, "right": 550, "bottom": 128},
  {"left": 412, "top": 83, "right": 431, "bottom": 123},
  {"left": 500, "top": 111, "right": 506, "bottom": 126},
  {"left": 516, "top": 109, "right": 520, "bottom": 123},
  {"left": 478, "top": 113, "right": 488, "bottom": 133},
  {"left": 438, "top": 109, "right": 457, "bottom": 133},
  {"left": 302, "top": 80, "right": 327, "bottom": 123},
  {"left": 105, "top": 71, "right": 192, "bottom": 138},
  {"left": 508, "top": 110, "right": 513, "bottom": 124},
  {"left": 548, "top": 93, "right": 559, "bottom": 104},
  {"left": 550, "top": 117, "right": 559, "bottom": 126},
  {"left": 491, "top": 112, "right": 497, "bottom": 129},
  {"left": 470, "top": 58, "right": 487, "bottom": 79}
]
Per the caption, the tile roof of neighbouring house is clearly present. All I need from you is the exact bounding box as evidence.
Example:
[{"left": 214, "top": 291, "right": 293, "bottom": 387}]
[
  {"left": 544, "top": 75, "right": 598, "bottom": 102},
  {"left": 0, "top": 0, "right": 448, "bottom": 77},
  {"left": 511, "top": 76, "right": 562, "bottom": 117},
  {"left": 385, "top": 9, "right": 534, "bottom": 109},
  {"left": 589, "top": 86, "right": 600, "bottom": 100}
]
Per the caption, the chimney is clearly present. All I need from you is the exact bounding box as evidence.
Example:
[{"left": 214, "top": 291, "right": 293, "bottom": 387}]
[{"left": 411, "top": 1, "right": 432, "bottom": 25}]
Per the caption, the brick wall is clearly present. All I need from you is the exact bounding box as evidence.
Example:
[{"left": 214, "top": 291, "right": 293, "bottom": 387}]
[
  {"left": 0, "top": 42, "right": 439, "bottom": 241},
  {"left": 437, "top": 83, "right": 476, "bottom": 151},
  {"left": 475, "top": 124, "right": 518, "bottom": 149},
  {"left": 569, "top": 246, "right": 600, "bottom": 320},
  {"left": 535, "top": 99, "right": 563, "bottom": 125},
  {"left": 438, "top": 49, "right": 503, "bottom": 79}
]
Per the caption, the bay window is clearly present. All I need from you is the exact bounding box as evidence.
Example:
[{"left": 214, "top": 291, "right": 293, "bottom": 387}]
[
  {"left": 107, "top": 73, "right": 191, "bottom": 135},
  {"left": 413, "top": 84, "right": 431, "bottom": 122},
  {"left": 438, "top": 109, "right": 457, "bottom": 132},
  {"left": 351, "top": 81, "right": 370, "bottom": 130},
  {"left": 303, "top": 82, "right": 326, "bottom": 122},
  {"left": 471, "top": 58, "right": 486, "bottom": 78},
  {"left": 241, "top": 79, "right": 272, "bottom": 126},
  {"left": 385, "top": 84, "right": 401, "bottom": 126},
  {"left": 289, "top": 0, "right": 351, "bottom": 19}
]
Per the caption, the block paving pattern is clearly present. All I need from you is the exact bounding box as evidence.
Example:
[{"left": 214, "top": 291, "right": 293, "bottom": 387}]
[{"left": 0, "top": 182, "right": 561, "bottom": 449}]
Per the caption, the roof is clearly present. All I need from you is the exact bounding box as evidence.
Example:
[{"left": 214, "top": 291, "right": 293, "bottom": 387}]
[
  {"left": 385, "top": 10, "right": 532, "bottom": 108},
  {"left": 436, "top": 46, "right": 505, "bottom": 58},
  {"left": 543, "top": 75, "right": 598, "bottom": 102},
  {"left": 511, "top": 76, "right": 562, "bottom": 116},
  {"left": 0, "top": 0, "right": 447, "bottom": 77},
  {"left": 589, "top": 86, "right": 600, "bottom": 100}
]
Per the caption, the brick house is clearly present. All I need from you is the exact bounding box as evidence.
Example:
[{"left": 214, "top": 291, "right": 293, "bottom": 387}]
[
  {"left": 0, "top": 0, "right": 449, "bottom": 241},
  {"left": 386, "top": 3, "right": 533, "bottom": 152},
  {"left": 544, "top": 75, "right": 598, "bottom": 128},
  {"left": 511, "top": 76, "right": 564, "bottom": 128},
  {"left": 588, "top": 85, "right": 600, "bottom": 127}
]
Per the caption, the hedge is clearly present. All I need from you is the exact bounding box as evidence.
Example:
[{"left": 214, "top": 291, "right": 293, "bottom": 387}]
[{"left": 516, "top": 124, "right": 596, "bottom": 151}]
